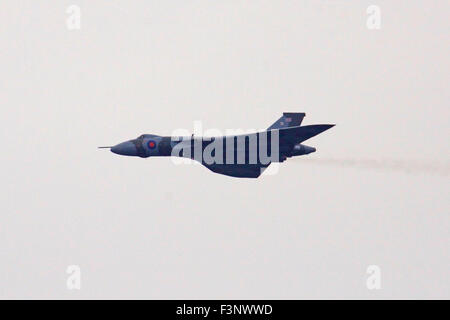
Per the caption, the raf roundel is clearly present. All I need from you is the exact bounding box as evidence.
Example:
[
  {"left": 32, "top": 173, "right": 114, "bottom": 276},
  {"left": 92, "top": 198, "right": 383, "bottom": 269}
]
[{"left": 147, "top": 140, "right": 156, "bottom": 149}]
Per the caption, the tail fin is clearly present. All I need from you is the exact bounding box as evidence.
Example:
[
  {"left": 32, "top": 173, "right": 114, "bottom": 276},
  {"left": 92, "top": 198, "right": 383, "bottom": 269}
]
[{"left": 267, "top": 112, "right": 305, "bottom": 130}]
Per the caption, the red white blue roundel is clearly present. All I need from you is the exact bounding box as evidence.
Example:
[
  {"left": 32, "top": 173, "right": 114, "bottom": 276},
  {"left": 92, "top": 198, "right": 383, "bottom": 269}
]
[{"left": 147, "top": 140, "right": 156, "bottom": 149}]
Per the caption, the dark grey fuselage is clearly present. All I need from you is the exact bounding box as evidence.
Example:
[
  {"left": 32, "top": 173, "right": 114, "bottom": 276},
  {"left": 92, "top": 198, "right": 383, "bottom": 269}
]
[{"left": 104, "top": 113, "right": 334, "bottom": 178}]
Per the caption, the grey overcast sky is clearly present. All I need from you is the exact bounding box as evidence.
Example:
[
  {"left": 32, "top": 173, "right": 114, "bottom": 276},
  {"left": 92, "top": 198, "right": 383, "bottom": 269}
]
[{"left": 0, "top": 1, "right": 448, "bottom": 298}]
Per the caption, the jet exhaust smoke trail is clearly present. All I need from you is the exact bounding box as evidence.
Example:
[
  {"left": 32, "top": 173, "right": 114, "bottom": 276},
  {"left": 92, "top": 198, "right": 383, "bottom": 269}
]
[{"left": 298, "top": 157, "right": 450, "bottom": 177}]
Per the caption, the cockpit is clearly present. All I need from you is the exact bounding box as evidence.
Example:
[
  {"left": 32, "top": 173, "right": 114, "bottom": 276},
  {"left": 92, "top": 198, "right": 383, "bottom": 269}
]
[{"left": 137, "top": 134, "right": 158, "bottom": 140}]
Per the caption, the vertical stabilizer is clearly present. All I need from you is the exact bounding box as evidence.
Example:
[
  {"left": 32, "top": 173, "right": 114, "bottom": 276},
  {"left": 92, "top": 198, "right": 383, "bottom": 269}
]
[{"left": 267, "top": 112, "right": 305, "bottom": 130}]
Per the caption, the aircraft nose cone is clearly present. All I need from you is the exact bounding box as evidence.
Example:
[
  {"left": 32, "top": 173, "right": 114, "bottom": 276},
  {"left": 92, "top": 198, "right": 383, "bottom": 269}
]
[{"left": 111, "top": 141, "right": 137, "bottom": 156}]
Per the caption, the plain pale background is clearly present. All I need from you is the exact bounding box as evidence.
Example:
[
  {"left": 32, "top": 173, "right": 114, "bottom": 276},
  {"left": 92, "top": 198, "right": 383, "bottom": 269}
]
[{"left": 0, "top": 0, "right": 448, "bottom": 298}]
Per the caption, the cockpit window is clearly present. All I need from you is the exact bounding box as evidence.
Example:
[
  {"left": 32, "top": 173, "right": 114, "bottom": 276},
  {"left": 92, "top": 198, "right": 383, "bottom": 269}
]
[{"left": 137, "top": 134, "right": 160, "bottom": 139}]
